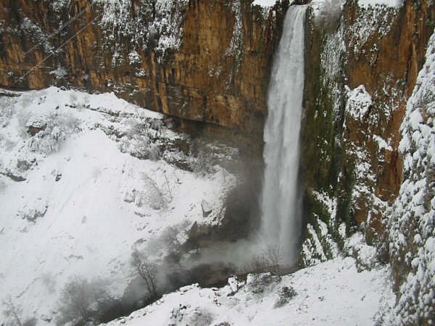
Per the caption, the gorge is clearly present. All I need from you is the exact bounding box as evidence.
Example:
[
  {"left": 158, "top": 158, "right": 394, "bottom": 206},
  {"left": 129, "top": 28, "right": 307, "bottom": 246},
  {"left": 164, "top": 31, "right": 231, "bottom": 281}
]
[{"left": 1, "top": 0, "right": 435, "bottom": 325}]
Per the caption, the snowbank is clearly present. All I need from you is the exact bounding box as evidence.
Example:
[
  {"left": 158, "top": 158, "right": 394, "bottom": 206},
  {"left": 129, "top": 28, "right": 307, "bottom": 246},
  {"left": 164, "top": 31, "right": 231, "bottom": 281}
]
[
  {"left": 357, "top": 0, "right": 403, "bottom": 8},
  {"left": 253, "top": 0, "right": 277, "bottom": 6},
  {"left": 104, "top": 257, "right": 392, "bottom": 326}
]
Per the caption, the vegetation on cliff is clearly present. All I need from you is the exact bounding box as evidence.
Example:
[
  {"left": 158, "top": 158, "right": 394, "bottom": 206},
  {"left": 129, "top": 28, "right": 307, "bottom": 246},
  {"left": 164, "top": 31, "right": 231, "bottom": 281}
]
[
  {"left": 0, "top": 0, "right": 435, "bottom": 324},
  {"left": 301, "top": 0, "right": 435, "bottom": 324},
  {"left": 301, "top": 0, "right": 434, "bottom": 260},
  {"left": 386, "top": 32, "right": 435, "bottom": 325}
]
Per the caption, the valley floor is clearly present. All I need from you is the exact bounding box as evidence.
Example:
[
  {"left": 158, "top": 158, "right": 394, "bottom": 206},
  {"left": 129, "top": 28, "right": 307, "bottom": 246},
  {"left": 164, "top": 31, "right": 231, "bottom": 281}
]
[{"left": 104, "top": 256, "right": 394, "bottom": 326}]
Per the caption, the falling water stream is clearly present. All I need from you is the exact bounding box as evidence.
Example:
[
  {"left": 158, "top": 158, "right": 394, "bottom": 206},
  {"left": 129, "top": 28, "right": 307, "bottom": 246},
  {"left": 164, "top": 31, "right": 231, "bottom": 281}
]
[
  {"left": 260, "top": 5, "right": 308, "bottom": 266},
  {"left": 172, "top": 5, "right": 309, "bottom": 275}
]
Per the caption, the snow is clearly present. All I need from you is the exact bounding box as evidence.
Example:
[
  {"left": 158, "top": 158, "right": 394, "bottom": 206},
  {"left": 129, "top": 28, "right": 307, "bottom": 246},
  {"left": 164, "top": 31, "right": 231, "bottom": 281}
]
[
  {"left": 252, "top": 0, "right": 401, "bottom": 12},
  {"left": 0, "top": 87, "right": 236, "bottom": 324},
  {"left": 373, "top": 135, "right": 393, "bottom": 151},
  {"left": 345, "top": 85, "right": 373, "bottom": 121},
  {"left": 95, "top": 0, "right": 188, "bottom": 64},
  {"left": 310, "top": 0, "right": 402, "bottom": 15},
  {"left": 385, "top": 30, "right": 435, "bottom": 324},
  {"left": 0, "top": 86, "right": 397, "bottom": 326},
  {"left": 104, "top": 256, "right": 392, "bottom": 326},
  {"left": 310, "top": 0, "right": 344, "bottom": 20},
  {"left": 252, "top": 0, "right": 276, "bottom": 7},
  {"left": 357, "top": 0, "right": 403, "bottom": 8},
  {"left": 50, "top": 0, "right": 71, "bottom": 13},
  {"left": 225, "top": 0, "right": 244, "bottom": 68},
  {"left": 49, "top": 66, "right": 68, "bottom": 80},
  {"left": 251, "top": 0, "right": 401, "bottom": 7},
  {"left": 20, "top": 17, "right": 54, "bottom": 55}
]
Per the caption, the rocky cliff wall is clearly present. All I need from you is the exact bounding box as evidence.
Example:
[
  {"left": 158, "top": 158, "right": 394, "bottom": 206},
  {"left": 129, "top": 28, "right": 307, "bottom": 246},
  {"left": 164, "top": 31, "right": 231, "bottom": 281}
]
[
  {"left": 300, "top": 4, "right": 435, "bottom": 322},
  {"left": 0, "top": 0, "right": 289, "bottom": 140},
  {"left": 300, "top": 0, "right": 435, "bottom": 265},
  {"left": 386, "top": 30, "right": 435, "bottom": 325}
]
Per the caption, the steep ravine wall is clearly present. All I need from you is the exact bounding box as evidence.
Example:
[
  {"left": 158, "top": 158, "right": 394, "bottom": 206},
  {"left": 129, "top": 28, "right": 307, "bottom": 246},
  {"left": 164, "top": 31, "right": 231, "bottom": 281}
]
[
  {"left": 301, "top": 3, "right": 435, "bottom": 322},
  {"left": 300, "top": 0, "right": 435, "bottom": 265},
  {"left": 0, "top": 0, "right": 289, "bottom": 140},
  {"left": 387, "top": 31, "right": 435, "bottom": 324}
]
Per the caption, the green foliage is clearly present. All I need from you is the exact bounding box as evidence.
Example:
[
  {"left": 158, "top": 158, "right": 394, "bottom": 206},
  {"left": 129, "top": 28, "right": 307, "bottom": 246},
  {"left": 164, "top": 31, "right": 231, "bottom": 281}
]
[{"left": 426, "top": 18, "right": 435, "bottom": 28}]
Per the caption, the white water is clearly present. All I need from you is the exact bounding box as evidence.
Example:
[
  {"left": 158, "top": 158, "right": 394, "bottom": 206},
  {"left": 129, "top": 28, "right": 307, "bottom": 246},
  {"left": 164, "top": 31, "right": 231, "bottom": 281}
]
[{"left": 260, "top": 5, "right": 307, "bottom": 266}]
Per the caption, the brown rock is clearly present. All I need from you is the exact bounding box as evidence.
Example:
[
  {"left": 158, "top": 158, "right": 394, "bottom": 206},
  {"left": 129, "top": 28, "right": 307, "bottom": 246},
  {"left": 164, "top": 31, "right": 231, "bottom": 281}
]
[
  {"left": 0, "top": 0, "right": 289, "bottom": 140},
  {"left": 301, "top": 0, "right": 435, "bottom": 241}
]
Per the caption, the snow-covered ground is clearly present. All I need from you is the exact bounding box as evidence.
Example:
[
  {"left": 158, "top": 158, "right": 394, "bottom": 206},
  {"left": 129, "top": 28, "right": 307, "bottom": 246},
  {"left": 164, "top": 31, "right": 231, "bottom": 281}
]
[
  {"left": 0, "top": 87, "right": 237, "bottom": 324},
  {"left": 0, "top": 87, "right": 397, "bottom": 326},
  {"left": 104, "top": 254, "right": 393, "bottom": 326}
]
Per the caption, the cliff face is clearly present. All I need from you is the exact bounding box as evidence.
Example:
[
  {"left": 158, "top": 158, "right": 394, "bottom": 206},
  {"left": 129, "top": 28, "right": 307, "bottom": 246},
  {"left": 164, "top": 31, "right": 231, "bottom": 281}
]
[
  {"left": 300, "top": 0, "right": 434, "bottom": 263},
  {"left": 0, "top": 0, "right": 289, "bottom": 140},
  {"left": 301, "top": 2, "right": 435, "bottom": 323}
]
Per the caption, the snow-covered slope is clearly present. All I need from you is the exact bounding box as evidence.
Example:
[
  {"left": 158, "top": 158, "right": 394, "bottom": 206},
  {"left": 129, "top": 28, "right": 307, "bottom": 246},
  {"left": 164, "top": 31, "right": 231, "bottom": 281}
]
[
  {"left": 0, "top": 87, "right": 236, "bottom": 324},
  {"left": 104, "top": 254, "right": 392, "bottom": 326},
  {"left": 0, "top": 87, "right": 395, "bottom": 326}
]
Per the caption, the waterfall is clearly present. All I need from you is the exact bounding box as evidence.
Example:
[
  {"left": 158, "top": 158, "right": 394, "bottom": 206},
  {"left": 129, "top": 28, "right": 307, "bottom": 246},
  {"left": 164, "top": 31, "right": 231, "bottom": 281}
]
[{"left": 260, "top": 5, "right": 307, "bottom": 266}]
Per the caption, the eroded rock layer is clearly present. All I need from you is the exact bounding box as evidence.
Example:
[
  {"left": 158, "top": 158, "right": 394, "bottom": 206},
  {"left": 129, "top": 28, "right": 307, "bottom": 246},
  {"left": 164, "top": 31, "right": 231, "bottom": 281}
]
[{"left": 0, "top": 0, "right": 289, "bottom": 139}]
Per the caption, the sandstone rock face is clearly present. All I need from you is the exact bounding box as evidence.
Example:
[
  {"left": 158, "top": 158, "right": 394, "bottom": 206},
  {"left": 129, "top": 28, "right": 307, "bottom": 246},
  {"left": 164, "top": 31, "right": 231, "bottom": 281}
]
[
  {"left": 300, "top": 0, "right": 435, "bottom": 266},
  {"left": 0, "top": 0, "right": 289, "bottom": 140}
]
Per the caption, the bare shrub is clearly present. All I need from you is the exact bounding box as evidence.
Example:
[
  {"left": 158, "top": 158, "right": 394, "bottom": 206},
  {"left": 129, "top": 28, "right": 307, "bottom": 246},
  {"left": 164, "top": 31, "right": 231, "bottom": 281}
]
[
  {"left": 131, "top": 250, "right": 159, "bottom": 300},
  {"left": 245, "top": 273, "right": 281, "bottom": 295},
  {"left": 161, "top": 221, "right": 190, "bottom": 252},
  {"left": 56, "top": 277, "right": 110, "bottom": 326},
  {"left": 263, "top": 245, "right": 284, "bottom": 274},
  {"left": 24, "top": 113, "right": 80, "bottom": 154},
  {"left": 240, "top": 245, "right": 284, "bottom": 275},
  {"left": 141, "top": 173, "right": 167, "bottom": 210},
  {"left": 274, "top": 286, "right": 297, "bottom": 308},
  {"left": 169, "top": 306, "right": 213, "bottom": 326},
  {"left": 2, "top": 296, "right": 37, "bottom": 326},
  {"left": 189, "top": 140, "right": 214, "bottom": 176},
  {"left": 242, "top": 254, "right": 269, "bottom": 273},
  {"left": 314, "top": 0, "right": 342, "bottom": 31}
]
